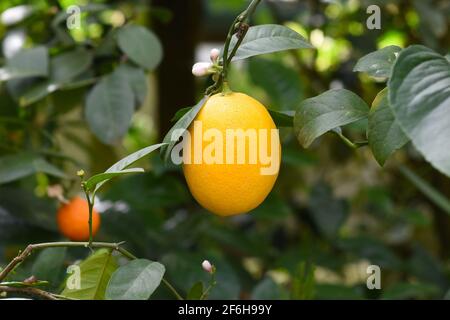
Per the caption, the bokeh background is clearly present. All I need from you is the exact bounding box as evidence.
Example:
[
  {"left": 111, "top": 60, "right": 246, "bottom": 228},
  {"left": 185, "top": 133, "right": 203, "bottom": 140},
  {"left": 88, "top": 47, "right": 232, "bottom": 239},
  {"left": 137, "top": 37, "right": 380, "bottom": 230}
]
[{"left": 1, "top": 0, "right": 450, "bottom": 299}]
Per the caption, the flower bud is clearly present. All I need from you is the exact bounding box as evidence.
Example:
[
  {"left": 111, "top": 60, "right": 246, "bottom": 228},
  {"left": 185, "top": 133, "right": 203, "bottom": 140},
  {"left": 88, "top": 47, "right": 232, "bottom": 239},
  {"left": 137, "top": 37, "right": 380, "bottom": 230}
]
[
  {"left": 210, "top": 48, "right": 220, "bottom": 62},
  {"left": 202, "top": 260, "right": 213, "bottom": 273},
  {"left": 192, "top": 62, "right": 213, "bottom": 77}
]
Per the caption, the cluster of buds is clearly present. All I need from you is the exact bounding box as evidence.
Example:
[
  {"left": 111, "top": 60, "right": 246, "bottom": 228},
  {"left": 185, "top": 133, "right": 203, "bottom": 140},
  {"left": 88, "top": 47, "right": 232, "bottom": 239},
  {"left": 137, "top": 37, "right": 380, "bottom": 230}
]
[{"left": 192, "top": 48, "right": 221, "bottom": 77}]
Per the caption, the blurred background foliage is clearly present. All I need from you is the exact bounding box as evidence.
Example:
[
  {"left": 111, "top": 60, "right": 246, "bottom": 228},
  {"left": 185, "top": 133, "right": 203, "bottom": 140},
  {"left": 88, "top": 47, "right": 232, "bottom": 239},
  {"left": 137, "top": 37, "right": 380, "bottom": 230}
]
[{"left": 0, "top": 0, "right": 450, "bottom": 300}]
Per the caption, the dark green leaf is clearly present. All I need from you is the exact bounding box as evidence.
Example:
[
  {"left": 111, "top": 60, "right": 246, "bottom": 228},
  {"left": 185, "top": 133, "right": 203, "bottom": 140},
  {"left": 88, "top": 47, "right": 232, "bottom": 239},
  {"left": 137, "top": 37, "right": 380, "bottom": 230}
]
[
  {"left": 248, "top": 58, "right": 303, "bottom": 110},
  {"left": 61, "top": 249, "right": 118, "bottom": 300},
  {"left": 50, "top": 48, "right": 93, "bottom": 84},
  {"left": 388, "top": 45, "right": 450, "bottom": 177},
  {"left": 381, "top": 282, "right": 440, "bottom": 299},
  {"left": 294, "top": 89, "right": 369, "bottom": 148},
  {"left": 161, "top": 96, "right": 208, "bottom": 164},
  {"left": 229, "top": 24, "right": 313, "bottom": 61},
  {"left": 85, "top": 71, "right": 134, "bottom": 144},
  {"left": 368, "top": 88, "right": 409, "bottom": 165},
  {"left": 115, "top": 63, "right": 148, "bottom": 106},
  {"left": 308, "top": 183, "right": 348, "bottom": 238},
  {"left": 93, "top": 143, "right": 166, "bottom": 193},
  {"left": 1, "top": 47, "right": 48, "bottom": 81},
  {"left": 106, "top": 259, "right": 165, "bottom": 300},
  {"left": 117, "top": 24, "right": 163, "bottom": 71},
  {"left": 0, "top": 152, "right": 66, "bottom": 184},
  {"left": 268, "top": 110, "right": 294, "bottom": 127},
  {"left": 251, "top": 277, "right": 288, "bottom": 300},
  {"left": 353, "top": 45, "right": 402, "bottom": 79}
]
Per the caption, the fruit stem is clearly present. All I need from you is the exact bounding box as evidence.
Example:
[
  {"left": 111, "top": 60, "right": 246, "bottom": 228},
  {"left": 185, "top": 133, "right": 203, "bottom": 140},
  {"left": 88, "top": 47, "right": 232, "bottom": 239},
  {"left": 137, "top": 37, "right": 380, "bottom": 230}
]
[{"left": 221, "top": 81, "right": 233, "bottom": 94}]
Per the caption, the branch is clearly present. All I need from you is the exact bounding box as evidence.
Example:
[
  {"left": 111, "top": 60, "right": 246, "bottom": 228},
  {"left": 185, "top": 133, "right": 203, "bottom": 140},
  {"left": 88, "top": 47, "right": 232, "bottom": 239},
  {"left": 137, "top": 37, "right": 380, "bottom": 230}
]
[
  {"left": 0, "top": 286, "right": 58, "bottom": 300},
  {"left": 0, "top": 241, "right": 136, "bottom": 282}
]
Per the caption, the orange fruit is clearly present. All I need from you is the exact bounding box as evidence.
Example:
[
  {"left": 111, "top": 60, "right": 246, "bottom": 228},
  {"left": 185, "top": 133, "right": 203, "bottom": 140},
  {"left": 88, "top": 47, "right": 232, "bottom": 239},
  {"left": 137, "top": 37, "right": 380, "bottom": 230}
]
[{"left": 57, "top": 196, "right": 100, "bottom": 241}]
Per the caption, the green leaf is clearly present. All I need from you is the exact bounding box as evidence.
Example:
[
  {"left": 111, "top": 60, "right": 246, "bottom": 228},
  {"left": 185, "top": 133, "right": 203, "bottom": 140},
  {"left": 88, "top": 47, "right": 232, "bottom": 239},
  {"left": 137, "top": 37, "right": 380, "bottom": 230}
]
[
  {"left": 31, "top": 248, "right": 67, "bottom": 286},
  {"left": 171, "top": 107, "right": 192, "bottom": 122},
  {"left": 0, "top": 152, "right": 66, "bottom": 184},
  {"left": 308, "top": 183, "right": 348, "bottom": 238},
  {"left": 187, "top": 282, "right": 204, "bottom": 300},
  {"left": 85, "top": 70, "right": 134, "bottom": 144},
  {"left": 388, "top": 45, "right": 450, "bottom": 177},
  {"left": 172, "top": 106, "right": 293, "bottom": 127},
  {"left": 399, "top": 166, "right": 450, "bottom": 215},
  {"left": 106, "top": 259, "right": 165, "bottom": 300},
  {"left": 50, "top": 48, "right": 93, "bottom": 84},
  {"left": 294, "top": 89, "right": 369, "bottom": 148},
  {"left": 85, "top": 168, "right": 145, "bottom": 192},
  {"left": 115, "top": 63, "right": 148, "bottom": 106},
  {"left": 61, "top": 249, "right": 118, "bottom": 300},
  {"left": 381, "top": 282, "right": 440, "bottom": 300},
  {"left": 117, "top": 24, "right": 163, "bottom": 71},
  {"left": 229, "top": 24, "right": 313, "bottom": 61},
  {"left": 18, "top": 81, "right": 58, "bottom": 107},
  {"left": 248, "top": 58, "right": 303, "bottom": 110},
  {"left": 368, "top": 88, "right": 409, "bottom": 166},
  {"left": 353, "top": 45, "right": 402, "bottom": 79},
  {"left": 161, "top": 96, "right": 208, "bottom": 164},
  {"left": 1, "top": 47, "right": 48, "bottom": 81},
  {"left": 93, "top": 143, "right": 166, "bottom": 193}
]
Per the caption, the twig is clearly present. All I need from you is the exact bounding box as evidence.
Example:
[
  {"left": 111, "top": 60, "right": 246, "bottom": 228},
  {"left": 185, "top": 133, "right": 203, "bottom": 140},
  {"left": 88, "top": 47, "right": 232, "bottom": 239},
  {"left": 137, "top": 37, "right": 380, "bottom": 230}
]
[{"left": 0, "top": 286, "right": 58, "bottom": 300}]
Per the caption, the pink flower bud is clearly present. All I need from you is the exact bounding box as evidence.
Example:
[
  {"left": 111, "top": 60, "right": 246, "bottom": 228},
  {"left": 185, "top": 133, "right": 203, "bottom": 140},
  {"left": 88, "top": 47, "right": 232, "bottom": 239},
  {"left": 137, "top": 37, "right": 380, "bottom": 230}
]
[
  {"left": 192, "top": 62, "right": 213, "bottom": 77},
  {"left": 210, "top": 48, "right": 220, "bottom": 62},
  {"left": 202, "top": 260, "right": 213, "bottom": 273}
]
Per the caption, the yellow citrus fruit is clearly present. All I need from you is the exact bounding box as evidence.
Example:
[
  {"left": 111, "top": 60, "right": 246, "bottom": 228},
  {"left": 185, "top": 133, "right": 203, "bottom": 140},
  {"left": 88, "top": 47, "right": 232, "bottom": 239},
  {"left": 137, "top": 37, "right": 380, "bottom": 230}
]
[
  {"left": 183, "top": 92, "right": 281, "bottom": 216},
  {"left": 57, "top": 197, "right": 101, "bottom": 241}
]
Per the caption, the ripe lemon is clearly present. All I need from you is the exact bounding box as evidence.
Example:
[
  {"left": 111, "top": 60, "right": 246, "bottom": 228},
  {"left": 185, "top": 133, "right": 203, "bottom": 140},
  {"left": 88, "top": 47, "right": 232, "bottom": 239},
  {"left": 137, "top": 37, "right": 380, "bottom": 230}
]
[
  {"left": 57, "top": 196, "right": 101, "bottom": 241},
  {"left": 183, "top": 92, "right": 280, "bottom": 216}
]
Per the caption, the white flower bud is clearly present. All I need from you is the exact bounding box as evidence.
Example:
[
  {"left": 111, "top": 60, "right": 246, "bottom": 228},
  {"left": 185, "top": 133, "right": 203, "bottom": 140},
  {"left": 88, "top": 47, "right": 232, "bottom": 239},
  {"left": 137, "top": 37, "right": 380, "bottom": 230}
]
[
  {"left": 192, "top": 62, "right": 213, "bottom": 77},
  {"left": 210, "top": 48, "right": 220, "bottom": 62},
  {"left": 202, "top": 260, "right": 213, "bottom": 273}
]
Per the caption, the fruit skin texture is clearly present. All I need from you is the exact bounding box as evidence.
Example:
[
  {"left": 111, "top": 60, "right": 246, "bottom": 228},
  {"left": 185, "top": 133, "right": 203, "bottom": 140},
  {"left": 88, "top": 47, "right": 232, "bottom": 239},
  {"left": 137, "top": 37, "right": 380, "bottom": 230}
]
[
  {"left": 57, "top": 196, "right": 100, "bottom": 241},
  {"left": 183, "top": 92, "right": 280, "bottom": 216}
]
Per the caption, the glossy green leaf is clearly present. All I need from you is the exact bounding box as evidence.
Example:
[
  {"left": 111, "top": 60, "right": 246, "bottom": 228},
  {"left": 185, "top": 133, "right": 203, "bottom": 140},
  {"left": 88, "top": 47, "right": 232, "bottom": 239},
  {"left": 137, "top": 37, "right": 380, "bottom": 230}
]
[
  {"left": 1, "top": 47, "right": 48, "bottom": 81},
  {"left": 268, "top": 110, "right": 294, "bottom": 127},
  {"left": 251, "top": 277, "right": 288, "bottom": 300},
  {"left": 117, "top": 24, "right": 163, "bottom": 71},
  {"left": 0, "top": 152, "right": 66, "bottom": 184},
  {"left": 294, "top": 89, "right": 369, "bottom": 148},
  {"left": 85, "top": 71, "right": 134, "bottom": 144},
  {"left": 61, "top": 249, "right": 118, "bottom": 300},
  {"left": 353, "top": 45, "right": 402, "bottom": 79},
  {"left": 399, "top": 166, "right": 450, "bottom": 215},
  {"left": 388, "top": 45, "right": 450, "bottom": 177},
  {"left": 308, "top": 183, "right": 348, "bottom": 238},
  {"left": 368, "top": 88, "right": 409, "bottom": 165},
  {"left": 229, "top": 24, "right": 313, "bottom": 61},
  {"left": 85, "top": 168, "right": 145, "bottom": 192},
  {"left": 187, "top": 282, "right": 204, "bottom": 300},
  {"left": 106, "top": 259, "right": 165, "bottom": 300},
  {"left": 93, "top": 143, "right": 166, "bottom": 193},
  {"left": 161, "top": 96, "right": 208, "bottom": 163}
]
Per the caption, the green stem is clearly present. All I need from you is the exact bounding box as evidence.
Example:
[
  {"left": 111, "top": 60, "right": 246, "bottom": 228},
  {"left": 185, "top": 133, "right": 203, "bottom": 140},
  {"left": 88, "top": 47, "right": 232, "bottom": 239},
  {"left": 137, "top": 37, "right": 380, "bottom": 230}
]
[
  {"left": 162, "top": 278, "right": 184, "bottom": 301},
  {"left": 333, "top": 130, "right": 367, "bottom": 149},
  {"left": 81, "top": 184, "right": 94, "bottom": 247}
]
